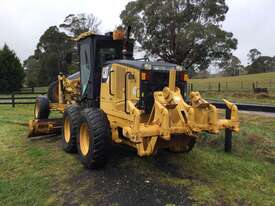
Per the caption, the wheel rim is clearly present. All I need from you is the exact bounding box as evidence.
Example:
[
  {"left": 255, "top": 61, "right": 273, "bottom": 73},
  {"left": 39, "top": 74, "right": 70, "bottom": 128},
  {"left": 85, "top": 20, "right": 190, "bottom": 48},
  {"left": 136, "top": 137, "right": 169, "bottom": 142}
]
[
  {"left": 64, "top": 117, "right": 71, "bottom": 143},
  {"left": 34, "top": 103, "right": 39, "bottom": 118},
  {"left": 79, "top": 123, "right": 90, "bottom": 156}
]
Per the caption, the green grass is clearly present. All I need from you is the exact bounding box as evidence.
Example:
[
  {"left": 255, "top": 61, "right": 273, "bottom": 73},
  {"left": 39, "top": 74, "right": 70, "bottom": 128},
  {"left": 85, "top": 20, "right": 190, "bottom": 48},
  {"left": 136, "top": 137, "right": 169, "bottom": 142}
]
[
  {"left": 0, "top": 105, "right": 79, "bottom": 206},
  {"left": 0, "top": 105, "right": 275, "bottom": 205},
  {"left": 33, "top": 87, "right": 48, "bottom": 93}
]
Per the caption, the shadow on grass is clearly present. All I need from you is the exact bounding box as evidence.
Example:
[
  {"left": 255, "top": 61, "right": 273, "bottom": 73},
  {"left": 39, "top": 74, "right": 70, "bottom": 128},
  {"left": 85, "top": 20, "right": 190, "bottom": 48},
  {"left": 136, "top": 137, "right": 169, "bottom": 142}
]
[{"left": 0, "top": 119, "right": 28, "bottom": 126}]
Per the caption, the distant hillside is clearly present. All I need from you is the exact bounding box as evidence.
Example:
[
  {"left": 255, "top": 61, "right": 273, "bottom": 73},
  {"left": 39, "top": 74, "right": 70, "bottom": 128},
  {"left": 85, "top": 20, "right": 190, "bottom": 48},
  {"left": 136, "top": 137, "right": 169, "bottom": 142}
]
[{"left": 189, "top": 72, "right": 275, "bottom": 83}]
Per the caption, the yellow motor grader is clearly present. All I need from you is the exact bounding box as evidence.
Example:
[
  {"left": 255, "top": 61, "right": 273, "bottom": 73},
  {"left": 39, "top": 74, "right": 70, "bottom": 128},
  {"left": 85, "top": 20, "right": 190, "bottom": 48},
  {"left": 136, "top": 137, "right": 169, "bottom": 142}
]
[{"left": 29, "top": 29, "right": 240, "bottom": 169}]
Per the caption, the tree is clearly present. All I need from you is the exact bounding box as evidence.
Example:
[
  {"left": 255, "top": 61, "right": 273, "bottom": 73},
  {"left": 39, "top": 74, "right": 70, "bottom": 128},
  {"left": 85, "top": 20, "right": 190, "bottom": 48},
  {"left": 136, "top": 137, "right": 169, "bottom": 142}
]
[
  {"left": 24, "top": 13, "right": 99, "bottom": 87},
  {"left": 23, "top": 56, "right": 40, "bottom": 87},
  {"left": 0, "top": 44, "right": 24, "bottom": 93},
  {"left": 247, "top": 48, "right": 261, "bottom": 64},
  {"left": 60, "top": 13, "right": 101, "bottom": 37},
  {"left": 219, "top": 55, "right": 243, "bottom": 76},
  {"left": 36, "top": 26, "right": 74, "bottom": 74},
  {"left": 120, "top": 0, "right": 237, "bottom": 71},
  {"left": 245, "top": 49, "right": 275, "bottom": 74},
  {"left": 246, "top": 56, "right": 275, "bottom": 74},
  {"left": 25, "top": 26, "right": 75, "bottom": 86}
]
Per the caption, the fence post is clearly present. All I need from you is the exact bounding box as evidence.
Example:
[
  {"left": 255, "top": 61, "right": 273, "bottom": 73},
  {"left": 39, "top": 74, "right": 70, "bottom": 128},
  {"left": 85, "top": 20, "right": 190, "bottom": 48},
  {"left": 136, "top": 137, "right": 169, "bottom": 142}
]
[
  {"left": 224, "top": 107, "right": 232, "bottom": 153},
  {"left": 31, "top": 86, "right": 34, "bottom": 93},
  {"left": 11, "top": 93, "right": 15, "bottom": 108},
  {"left": 191, "top": 83, "right": 193, "bottom": 91},
  {"left": 252, "top": 82, "right": 255, "bottom": 93},
  {"left": 218, "top": 82, "right": 221, "bottom": 92}
]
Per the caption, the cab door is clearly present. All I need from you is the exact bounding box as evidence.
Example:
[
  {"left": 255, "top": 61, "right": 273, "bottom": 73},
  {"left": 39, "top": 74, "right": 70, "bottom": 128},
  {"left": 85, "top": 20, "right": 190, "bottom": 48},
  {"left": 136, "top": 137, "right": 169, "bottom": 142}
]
[
  {"left": 100, "top": 64, "right": 140, "bottom": 119},
  {"left": 100, "top": 64, "right": 124, "bottom": 115}
]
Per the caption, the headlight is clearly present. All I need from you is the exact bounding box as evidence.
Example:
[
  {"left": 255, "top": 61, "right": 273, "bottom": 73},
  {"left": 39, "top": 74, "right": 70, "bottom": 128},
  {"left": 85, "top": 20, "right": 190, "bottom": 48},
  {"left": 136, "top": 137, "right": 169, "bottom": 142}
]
[
  {"left": 176, "top": 65, "right": 184, "bottom": 71},
  {"left": 144, "top": 64, "right": 152, "bottom": 70}
]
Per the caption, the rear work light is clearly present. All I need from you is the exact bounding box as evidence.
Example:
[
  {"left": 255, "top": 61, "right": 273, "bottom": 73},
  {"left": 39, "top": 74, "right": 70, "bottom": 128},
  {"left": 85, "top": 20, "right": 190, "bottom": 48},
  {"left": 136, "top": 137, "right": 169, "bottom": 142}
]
[
  {"left": 180, "top": 72, "right": 189, "bottom": 81},
  {"left": 141, "top": 71, "right": 150, "bottom": 81}
]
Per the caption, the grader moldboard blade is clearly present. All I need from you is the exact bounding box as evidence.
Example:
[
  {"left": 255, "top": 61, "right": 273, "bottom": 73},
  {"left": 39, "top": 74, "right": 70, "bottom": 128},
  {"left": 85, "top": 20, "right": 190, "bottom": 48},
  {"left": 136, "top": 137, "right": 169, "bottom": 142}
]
[{"left": 28, "top": 119, "right": 62, "bottom": 138}]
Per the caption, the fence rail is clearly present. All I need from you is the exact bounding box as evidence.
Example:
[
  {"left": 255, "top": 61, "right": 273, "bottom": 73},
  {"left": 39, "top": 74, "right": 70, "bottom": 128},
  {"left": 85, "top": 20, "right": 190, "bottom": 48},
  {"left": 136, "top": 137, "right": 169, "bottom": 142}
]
[
  {"left": 0, "top": 86, "right": 47, "bottom": 95},
  {"left": 208, "top": 100, "right": 275, "bottom": 113},
  {"left": 0, "top": 92, "right": 46, "bottom": 107}
]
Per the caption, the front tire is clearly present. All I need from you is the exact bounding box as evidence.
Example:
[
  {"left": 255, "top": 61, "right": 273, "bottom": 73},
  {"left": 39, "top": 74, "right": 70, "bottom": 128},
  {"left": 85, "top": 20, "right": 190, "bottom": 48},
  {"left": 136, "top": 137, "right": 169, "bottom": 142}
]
[
  {"left": 77, "top": 108, "right": 111, "bottom": 169},
  {"left": 62, "top": 105, "right": 81, "bottom": 153}
]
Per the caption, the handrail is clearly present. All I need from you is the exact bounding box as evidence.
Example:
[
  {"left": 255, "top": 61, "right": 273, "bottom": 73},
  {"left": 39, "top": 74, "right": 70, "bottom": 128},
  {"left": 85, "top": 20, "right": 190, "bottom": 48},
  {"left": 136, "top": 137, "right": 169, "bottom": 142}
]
[
  {"left": 124, "top": 72, "right": 131, "bottom": 114},
  {"left": 109, "top": 70, "right": 115, "bottom": 96}
]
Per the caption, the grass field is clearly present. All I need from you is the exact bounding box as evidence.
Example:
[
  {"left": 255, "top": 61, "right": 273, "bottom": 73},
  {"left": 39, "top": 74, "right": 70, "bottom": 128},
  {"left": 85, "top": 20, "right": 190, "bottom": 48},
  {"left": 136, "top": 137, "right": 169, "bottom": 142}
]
[
  {"left": 189, "top": 72, "right": 275, "bottom": 91},
  {"left": 189, "top": 72, "right": 275, "bottom": 105},
  {"left": 0, "top": 105, "right": 275, "bottom": 205}
]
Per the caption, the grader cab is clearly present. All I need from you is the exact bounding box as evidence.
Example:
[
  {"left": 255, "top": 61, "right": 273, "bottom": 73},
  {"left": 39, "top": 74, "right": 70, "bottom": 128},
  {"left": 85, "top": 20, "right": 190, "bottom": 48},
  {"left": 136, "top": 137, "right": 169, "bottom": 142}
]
[{"left": 30, "top": 29, "right": 240, "bottom": 169}]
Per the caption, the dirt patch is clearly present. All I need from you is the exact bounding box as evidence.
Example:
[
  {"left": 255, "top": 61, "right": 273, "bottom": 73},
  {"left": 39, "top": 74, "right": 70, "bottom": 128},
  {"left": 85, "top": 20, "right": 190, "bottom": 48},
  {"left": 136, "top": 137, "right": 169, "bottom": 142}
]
[
  {"left": 247, "top": 134, "right": 261, "bottom": 145},
  {"left": 58, "top": 145, "right": 192, "bottom": 206},
  {"left": 231, "top": 92, "right": 253, "bottom": 98},
  {"left": 255, "top": 93, "right": 271, "bottom": 99},
  {"left": 255, "top": 138, "right": 275, "bottom": 163},
  {"left": 246, "top": 134, "right": 275, "bottom": 163}
]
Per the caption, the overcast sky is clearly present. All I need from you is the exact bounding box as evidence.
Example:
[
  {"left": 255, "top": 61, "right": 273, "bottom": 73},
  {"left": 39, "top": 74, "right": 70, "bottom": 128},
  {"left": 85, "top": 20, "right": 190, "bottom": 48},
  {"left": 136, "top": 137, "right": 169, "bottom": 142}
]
[{"left": 0, "top": 0, "right": 275, "bottom": 65}]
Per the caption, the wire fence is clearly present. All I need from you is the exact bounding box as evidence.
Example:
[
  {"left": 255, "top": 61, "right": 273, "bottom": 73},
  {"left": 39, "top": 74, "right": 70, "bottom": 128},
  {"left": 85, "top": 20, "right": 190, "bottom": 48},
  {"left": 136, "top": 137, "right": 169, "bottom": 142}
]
[{"left": 188, "top": 80, "right": 275, "bottom": 93}]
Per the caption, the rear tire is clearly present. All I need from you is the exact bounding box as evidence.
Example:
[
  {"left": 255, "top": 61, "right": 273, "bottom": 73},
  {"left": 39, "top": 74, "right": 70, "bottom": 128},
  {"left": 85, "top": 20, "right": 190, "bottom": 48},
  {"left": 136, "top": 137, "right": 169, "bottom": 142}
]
[
  {"left": 34, "top": 96, "right": 50, "bottom": 119},
  {"left": 62, "top": 105, "right": 81, "bottom": 153},
  {"left": 77, "top": 108, "right": 111, "bottom": 169},
  {"left": 48, "top": 81, "right": 59, "bottom": 103}
]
